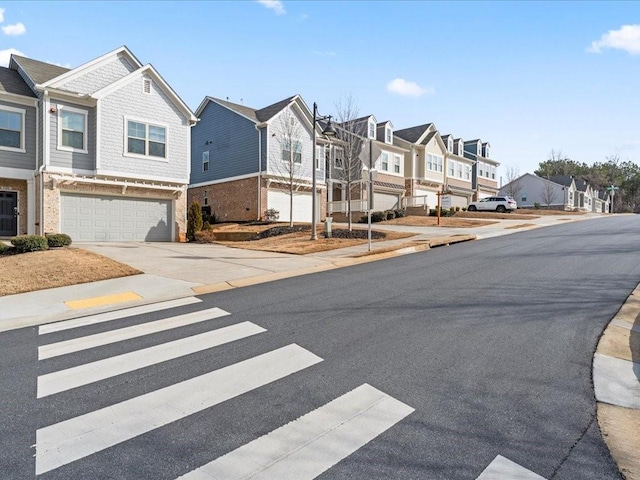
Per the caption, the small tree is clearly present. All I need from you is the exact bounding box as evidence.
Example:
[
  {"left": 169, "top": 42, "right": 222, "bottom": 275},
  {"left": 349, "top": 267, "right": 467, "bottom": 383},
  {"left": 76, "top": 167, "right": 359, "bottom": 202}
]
[
  {"left": 540, "top": 178, "right": 557, "bottom": 208},
  {"left": 503, "top": 166, "right": 522, "bottom": 199},
  {"left": 187, "top": 201, "right": 203, "bottom": 241}
]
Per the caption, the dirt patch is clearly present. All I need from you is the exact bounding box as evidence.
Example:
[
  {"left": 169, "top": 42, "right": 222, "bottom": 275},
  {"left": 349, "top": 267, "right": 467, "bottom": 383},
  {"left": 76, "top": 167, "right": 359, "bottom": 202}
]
[
  {"left": 454, "top": 211, "right": 539, "bottom": 220},
  {"left": 504, "top": 223, "right": 537, "bottom": 230},
  {"left": 380, "top": 215, "right": 496, "bottom": 227},
  {"left": 0, "top": 248, "right": 141, "bottom": 296},
  {"left": 216, "top": 227, "right": 416, "bottom": 255}
]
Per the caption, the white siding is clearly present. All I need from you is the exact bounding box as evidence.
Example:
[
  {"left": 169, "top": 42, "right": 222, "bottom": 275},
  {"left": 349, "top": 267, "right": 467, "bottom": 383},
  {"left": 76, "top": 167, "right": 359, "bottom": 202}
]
[{"left": 59, "top": 56, "right": 137, "bottom": 95}]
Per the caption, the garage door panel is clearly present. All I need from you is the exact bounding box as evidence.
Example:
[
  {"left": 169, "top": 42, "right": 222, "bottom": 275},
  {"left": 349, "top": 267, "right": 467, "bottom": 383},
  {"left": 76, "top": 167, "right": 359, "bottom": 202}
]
[
  {"left": 373, "top": 192, "right": 400, "bottom": 211},
  {"left": 267, "top": 190, "right": 314, "bottom": 223},
  {"left": 61, "top": 194, "right": 172, "bottom": 242}
]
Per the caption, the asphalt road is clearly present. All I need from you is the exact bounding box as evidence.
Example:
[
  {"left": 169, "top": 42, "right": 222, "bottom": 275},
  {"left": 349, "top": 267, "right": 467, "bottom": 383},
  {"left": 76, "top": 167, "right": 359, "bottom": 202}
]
[{"left": 2, "top": 215, "right": 639, "bottom": 479}]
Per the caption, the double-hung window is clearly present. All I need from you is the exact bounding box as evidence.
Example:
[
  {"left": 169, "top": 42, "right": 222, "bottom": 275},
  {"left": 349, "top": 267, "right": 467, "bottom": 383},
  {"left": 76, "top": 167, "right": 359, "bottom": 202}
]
[
  {"left": 282, "top": 139, "right": 302, "bottom": 164},
  {"left": 0, "top": 106, "right": 25, "bottom": 151},
  {"left": 59, "top": 106, "right": 87, "bottom": 152},
  {"left": 457, "top": 163, "right": 463, "bottom": 178},
  {"left": 369, "top": 122, "right": 375, "bottom": 139},
  {"left": 448, "top": 160, "right": 455, "bottom": 176},
  {"left": 202, "top": 151, "right": 209, "bottom": 172},
  {"left": 334, "top": 146, "right": 344, "bottom": 169},
  {"left": 127, "top": 120, "right": 166, "bottom": 158},
  {"left": 316, "top": 145, "right": 325, "bottom": 169},
  {"left": 385, "top": 128, "right": 392, "bottom": 143},
  {"left": 464, "top": 165, "right": 471, "bottom": 180},
  {"left": 394, "top": 154, "right": 401, "bottom": 173},
  {"left": 381, "top": 152, "right": 389, "bottom": 171}
]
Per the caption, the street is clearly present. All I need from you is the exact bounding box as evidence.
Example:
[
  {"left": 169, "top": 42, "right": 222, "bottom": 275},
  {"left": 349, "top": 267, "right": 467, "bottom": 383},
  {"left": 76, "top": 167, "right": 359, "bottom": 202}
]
[{"left": 2, "top": 215, "right": 639, "bottom": 479}]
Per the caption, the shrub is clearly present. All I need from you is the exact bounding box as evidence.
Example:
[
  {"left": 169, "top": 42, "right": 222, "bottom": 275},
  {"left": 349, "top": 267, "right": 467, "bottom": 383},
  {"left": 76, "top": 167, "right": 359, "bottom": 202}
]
[
  {"left": 264, "top": 208, "right": 280, "bottom": 222},
  {"left": 194, "top": 230, "right": 217, "bottom": 243},
  {"left": 385, "top": 210, "right": 396, "bottom": 220},
  {"left": 187, "top": 201, "right": 203, "bottom": 242},
  {"left": 202, "top": 221, "right": 212, "bottom": 231},
  {"left": 449, "top": 207, "right": 456, "bottom": 214},
  {"left": 11, "top": 235, "right": 48, "bottom": 253},
  {"left": 462, "top": 207, "right": 467, "bottom": 211},
  {"left": 455, "top": 206, "right": 461, "bottom": 212},
  {"left": 0, "top": 242, "right": 7, "bottom": 254},
  {"left": 394, "top": 209, "right": 406, "bottom": 218},
  {"left": 534, "top": 202, "right": 540, "bottom": 209},
  {"left": 46, "top": 233, "right": 72, "bottom": 247},
  {"left": 371, "top": 211, "right": 386, "bottom": 222}
]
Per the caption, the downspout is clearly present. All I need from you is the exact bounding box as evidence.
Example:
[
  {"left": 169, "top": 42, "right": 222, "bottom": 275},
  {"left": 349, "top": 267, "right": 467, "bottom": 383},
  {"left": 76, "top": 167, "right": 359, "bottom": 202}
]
[{"left": 256, "top": 125, "right": 262, "bottom": 220}]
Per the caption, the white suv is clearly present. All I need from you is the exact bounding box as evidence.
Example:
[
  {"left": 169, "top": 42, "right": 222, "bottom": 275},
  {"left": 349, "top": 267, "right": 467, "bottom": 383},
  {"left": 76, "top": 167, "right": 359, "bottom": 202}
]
[{"left": 467, "top": 196, "right": 517, "bottom": 213}]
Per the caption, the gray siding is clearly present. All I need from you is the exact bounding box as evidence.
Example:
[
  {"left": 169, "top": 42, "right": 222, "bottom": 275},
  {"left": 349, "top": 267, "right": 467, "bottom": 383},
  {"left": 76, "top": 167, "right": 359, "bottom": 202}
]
[
  {"left": 0, "top": 99, "right": 37, "bottom": 170},
  {"left": 190, "top": 101, "right": 259, "bottom": 185},
  {"left": 99, "top": 76, "right": 190, "bottom": 182},
  {"left": 48, "top": 99, "right": 96, "bottom": 171},
  {"left": 260, "top": 126, "right": 267, "bottom": 171},
  {"left": 60, "top": 55, "right": 136, "bottom": 95}
]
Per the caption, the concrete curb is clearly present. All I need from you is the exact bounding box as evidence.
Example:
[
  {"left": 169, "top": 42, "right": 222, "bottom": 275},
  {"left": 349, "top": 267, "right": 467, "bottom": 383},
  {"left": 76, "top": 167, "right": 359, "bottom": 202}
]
[
  {"left": 192, "top": 235, "right": 476, "bottom": 296},
  {"left": 594, "top": 284, "right": 640, "bottom": 480}
]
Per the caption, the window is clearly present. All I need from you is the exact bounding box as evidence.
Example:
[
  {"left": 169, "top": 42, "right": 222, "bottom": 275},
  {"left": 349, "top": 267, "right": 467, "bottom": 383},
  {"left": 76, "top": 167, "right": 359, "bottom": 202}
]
[
  {"left": 491, "top": 166, "right": 496, "bottom": 179},
  {"left": 448, "top": 160, "right": 455, "bottom": 176},
  {"left": 316, "top": 145, "right": 325, "bottom": 169},
  {"left": 143, "top": 78, "right": 152, "bottom": 94},
  {"left": 59, "top": 106, "right": 87, "bottom": 152},
  {"left": 448, "top": 138, "right": 453, "bottom": 153},
  {"left": 127, "top": 120, "right": 166, "bottom": 158},
  {"left": 385, "top": 127, "right": 392, "bottom": 143},
  {"left": 427, "top": 154, "right": 443, "bottom": 172},
  {"left": 282, "top": 139, "right": 302, "bottom": 164},
  {"left": 521, "top": 193, "right": 527, "bottom": 202},
  {"left": 381, "top": 152, "right": 389, "bottom": 171},
  {"left": 457, "top": 163, "right": 463, "bottom": 178},
  {"left": 394, "top": 154, "right": 401, "bottom": 173},
  {"left": 369, "top": 122, "right": 375, "bottom": 139},
  {"left": 204, "top": 190, "right": 208, "bottom": 206},
  {"left": 464, "top": 165, "right": 471, "bottom": 180},
  {"left": 0, "top": 106, "right": 24, "bottom": 151},
  {"left": 202, "top": 150, "right": 209, "bottom": 172},
  {"left": 334, "top": 146, "right": 344, "bottom": 169}
]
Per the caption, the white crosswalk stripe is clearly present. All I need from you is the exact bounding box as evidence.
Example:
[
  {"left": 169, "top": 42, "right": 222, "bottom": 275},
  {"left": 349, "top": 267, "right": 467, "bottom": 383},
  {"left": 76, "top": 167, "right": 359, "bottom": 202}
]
[
  {"left": 36, "top": 344, "right": 323, "bottom": 475},
  {"left": 178, "top": 383, "right": 414, "bottom": 480},
  {"left": 38, "top": 307, "right": 230, "bottom": 360},
  {"left": 38, "top": 297, "right": 202, "bottom": 335},
  {"left": 477, "top": 455, "right": 546, "bottom": 479},
  {"left": 37, "top": 321, "right": 266, "bottom": 398}
]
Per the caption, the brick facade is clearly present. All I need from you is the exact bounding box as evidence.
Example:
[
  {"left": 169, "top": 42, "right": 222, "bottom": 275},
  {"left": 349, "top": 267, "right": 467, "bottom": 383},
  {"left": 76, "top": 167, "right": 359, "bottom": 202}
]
[{"left": 0, "top": 178, "right": 28, "bottom": 235}]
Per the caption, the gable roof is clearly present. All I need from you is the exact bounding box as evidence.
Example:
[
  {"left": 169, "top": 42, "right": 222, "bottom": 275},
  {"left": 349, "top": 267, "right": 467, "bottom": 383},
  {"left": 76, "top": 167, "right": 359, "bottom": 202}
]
[
  {"left": 10, "top": 55, "right": 70, "bottom": 85},
  {"left": 394, "top": 123, "right": 434, "bottom": 143},
  {"left": 574, "top": 178, "right": 589, "bottom": 191},
  {"left": 0, "top": 66, "right": 36, "bottom": 97},
  {"left": 199, "top": 95, "right": 299, "bottom": 124},
  {"left": 549, "top": 175, "right": 575, "bottom": 187},
  {"left": 255, "top": 95, "right": 297, "bottom": 122}
]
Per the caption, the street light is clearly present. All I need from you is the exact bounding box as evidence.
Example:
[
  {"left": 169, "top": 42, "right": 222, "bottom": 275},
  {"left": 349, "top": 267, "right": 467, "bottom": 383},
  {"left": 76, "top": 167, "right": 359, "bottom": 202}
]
[{"left": 311, "top": 102, "right": 336, "bottom": 240}]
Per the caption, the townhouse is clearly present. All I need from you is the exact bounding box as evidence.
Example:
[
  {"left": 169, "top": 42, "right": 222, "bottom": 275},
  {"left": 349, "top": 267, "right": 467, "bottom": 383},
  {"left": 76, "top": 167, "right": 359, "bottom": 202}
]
[
  {"left": 0, "top": 46, "right": 197, "bottom": 241},
  {"left": 464, "top": 139, "right": 500, "bottom": 200}
]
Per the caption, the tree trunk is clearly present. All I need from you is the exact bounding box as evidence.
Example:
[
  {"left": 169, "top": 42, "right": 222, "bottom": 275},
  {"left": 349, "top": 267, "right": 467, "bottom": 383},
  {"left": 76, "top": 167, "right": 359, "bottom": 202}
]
[{"left": 346, "top": 183, "right": 352, "bottom": 231}]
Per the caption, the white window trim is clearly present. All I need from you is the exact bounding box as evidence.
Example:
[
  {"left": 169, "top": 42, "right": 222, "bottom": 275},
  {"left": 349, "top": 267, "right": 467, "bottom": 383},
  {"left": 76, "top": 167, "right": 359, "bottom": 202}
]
[
  {"left": 381, "top": 152, "right": 389, "bottom": 171},
  {"left": 393, "top": 154, "right": 401, "bottom": 174},
  {"left": 448, "top": 159, "right": 456, "bottom": 177},
  {"left": 316, "top": 145, "right": 325, "bottom": 170},
  {"left": 369, "top": 122, "right": 376, "bottom": 139},
  {"left": 57, "top": 104, "right": 88, "bottom": 154},
  {"left": 123, "top": 116, "right": 170, "bottom": 162},
  {"left": 282, "top": 138, "right": 302, "bottom": 165},
  {"left": 385, "top": 127, "right": 392, "bottom": 144},
  {"left": 202, "top": 150, "right": 210, "bottom": 172},
  {"left": 333, "top": 146, "right": 344, "bottom": 170},
  {"left": 0, "top": 104, "right": 26, "bottom": 153}
]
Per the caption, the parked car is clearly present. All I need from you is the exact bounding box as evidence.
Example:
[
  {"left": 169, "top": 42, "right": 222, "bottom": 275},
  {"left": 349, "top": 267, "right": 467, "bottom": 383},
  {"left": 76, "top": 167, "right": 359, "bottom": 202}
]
[{"left": 467, "top": 196, "right": 517, "bottom": 213}]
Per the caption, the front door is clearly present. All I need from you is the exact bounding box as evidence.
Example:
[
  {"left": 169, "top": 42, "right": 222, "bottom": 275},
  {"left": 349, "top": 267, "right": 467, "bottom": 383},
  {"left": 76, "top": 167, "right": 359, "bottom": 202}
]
[{"left": 0, "top": 192, "right": 17, "bottom": 237}]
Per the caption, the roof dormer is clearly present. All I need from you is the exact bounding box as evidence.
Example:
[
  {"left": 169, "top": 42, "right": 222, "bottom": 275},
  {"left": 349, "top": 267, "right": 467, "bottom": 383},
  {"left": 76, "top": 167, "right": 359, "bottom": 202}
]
[
  {"left": 482, "top": 142, "right": 490, "bottom": 159},
  {"left": 377, "top": 121, "right": 394, "bottom": 144},
  {"left": 455, "top": 139, "right": 464, "bottom": 156}
]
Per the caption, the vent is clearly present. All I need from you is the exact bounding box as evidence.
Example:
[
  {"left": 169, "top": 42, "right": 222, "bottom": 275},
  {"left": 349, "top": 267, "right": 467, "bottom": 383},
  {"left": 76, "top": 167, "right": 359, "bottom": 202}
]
[{"left": 143, "top": 78, "right": 152, "bottom": 94}]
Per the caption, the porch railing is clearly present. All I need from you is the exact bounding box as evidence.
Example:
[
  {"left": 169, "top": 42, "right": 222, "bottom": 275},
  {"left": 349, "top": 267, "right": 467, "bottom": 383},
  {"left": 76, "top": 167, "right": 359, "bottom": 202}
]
[
  {"left": 328, "top": 199, "right": 369, "bottom": 214},
  {"left": 402, "top": 195, "right": 429, "bottom": 208}
]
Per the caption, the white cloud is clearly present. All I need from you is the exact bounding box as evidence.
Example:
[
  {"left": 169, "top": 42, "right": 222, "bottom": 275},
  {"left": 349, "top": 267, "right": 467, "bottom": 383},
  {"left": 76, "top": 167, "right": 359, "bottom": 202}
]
[
  {"left": 257, "top": 0, "right": 285, "bottom": 15},
  {"left": 3, "top": 22, "right": 26, "bottom": 36},
  {"left": 0, "top": 8, "right": 5, "bottom": 23},
  {"left": 0, "top": 48, "right": 24, "bottom": 67},
  {"left": 386, "top": 78, "right": 433, "bottom": 97},
  {"left": 588, "top": 24, "right": 640, "bottom": 55}
]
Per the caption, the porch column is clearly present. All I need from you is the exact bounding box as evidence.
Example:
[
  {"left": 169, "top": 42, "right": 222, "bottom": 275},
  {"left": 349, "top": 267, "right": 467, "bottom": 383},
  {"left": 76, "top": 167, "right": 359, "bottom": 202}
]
[{"left": 27, "top": 178, "right": 35, "bottom": 235}]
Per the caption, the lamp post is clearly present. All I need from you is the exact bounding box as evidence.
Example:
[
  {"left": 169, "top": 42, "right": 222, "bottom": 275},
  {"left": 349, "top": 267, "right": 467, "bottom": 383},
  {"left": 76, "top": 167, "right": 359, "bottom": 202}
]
[{"left": 311, "top": 102, "right": 336, "bottom": 240}]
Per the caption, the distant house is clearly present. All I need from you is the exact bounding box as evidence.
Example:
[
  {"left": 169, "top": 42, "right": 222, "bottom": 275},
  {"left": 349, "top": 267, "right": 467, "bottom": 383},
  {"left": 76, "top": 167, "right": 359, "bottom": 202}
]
[
  {"left": 0, "top": 46, "right": 197, "bottom": 241},
  {"left": 464, "top": 139, "right": 500, "bottom": 200},
  {"left": 441, "top": 134, "right": 475, "bottom": 207},
  {"left": 188, "top": 95, "right": 331, "bottom": 223},
  {"left": 499, "top": 173, "right": 609, "bottom": 212}
]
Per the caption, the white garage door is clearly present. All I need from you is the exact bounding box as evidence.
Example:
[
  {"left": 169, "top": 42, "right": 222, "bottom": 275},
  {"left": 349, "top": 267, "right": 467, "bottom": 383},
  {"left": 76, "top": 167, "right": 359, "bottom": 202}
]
[
  {"left": 415, "top": 188, "right": 437, "bottom": 210},
  {"left": 61, "top": 194, "right": 172, "bottom": 242},
  {"left": 373, "top": 192, "right": 400, "bottom": 211},
  {"left": 267, "top": 189, "right": 315, "bottom": 223}
]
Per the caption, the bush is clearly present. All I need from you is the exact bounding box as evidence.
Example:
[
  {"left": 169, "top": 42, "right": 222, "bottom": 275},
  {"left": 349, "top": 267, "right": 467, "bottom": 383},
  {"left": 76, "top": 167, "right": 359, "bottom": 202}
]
[
  {"left": 385, "top": 210, "right": 396, "bottom": 220},
  {"left": 371, "top": 211, "right": 386, "bottom": 222},
  {"left": 187, "top": 201, "right": 203, "bottom": 242},
  {"left": 0, "top": 242, "right": 7, "bottom": 254},
  {"left": 11, "top": 235, "right": 48, "bottom": 253},
  {"left": 202, "top": 221, "right": 212, "bottom": 231},
  {"left": 46, "top": 233, "right": 72, "bottom": 247},
  {"left": 394, "top": 209, "right": 406, "bottom": 218},
  {"left": 264, "top": 208, "right": 280, "bottom": 222},
  {"left": 534, "top": 202, "right": 540, "bottom": 209},
  {"left": 462, "top": 207, "right": 467, "bottom": 211},
  {"left": 455, "top": 206, "right": 461, "bottom": 212},
  {"left": 194, "top": 230, "right": 217, "bottom": 243}
]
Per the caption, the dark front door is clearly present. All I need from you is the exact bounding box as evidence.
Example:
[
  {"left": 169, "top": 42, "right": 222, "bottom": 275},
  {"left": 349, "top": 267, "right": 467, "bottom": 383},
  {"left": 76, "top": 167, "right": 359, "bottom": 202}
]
[{"left": 0, "top": 192, "right": 17, "bottom": 237}]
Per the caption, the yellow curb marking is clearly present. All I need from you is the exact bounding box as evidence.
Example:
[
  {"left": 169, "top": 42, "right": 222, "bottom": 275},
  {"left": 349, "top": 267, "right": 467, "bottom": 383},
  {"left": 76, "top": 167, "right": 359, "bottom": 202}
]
[{"left": 65, "top": 291, "right": 143, "bottom": 310}]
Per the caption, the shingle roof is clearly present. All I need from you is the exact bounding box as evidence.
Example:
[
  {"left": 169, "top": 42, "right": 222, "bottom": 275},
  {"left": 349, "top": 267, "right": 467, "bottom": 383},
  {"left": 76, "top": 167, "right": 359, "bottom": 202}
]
[
  {"left": 12, "top": 55, "right": 70, "bottom": 85},
  {"left": 574, "top": 178, "right": 588, "bottom": 191},
  {"left": 421, "top": 131, "right": 437, "bottom": 145},
  {"left": 549, "top": 175, "right": 574, "bottom": 187},
  {"left": 255, "top": 95, "right": 296, "bottom": 122},
  {"left": 211, "top": 95, "right": 297, "bottom": 123},
  {"left": 394, "top": 123, "right": 433, "bottom": 143},
  {"left": 0, "top": 66, "right": 36, "bottom": 97},
  {"left": 373, "top": 180, "right": 404, "bottom": 190}
]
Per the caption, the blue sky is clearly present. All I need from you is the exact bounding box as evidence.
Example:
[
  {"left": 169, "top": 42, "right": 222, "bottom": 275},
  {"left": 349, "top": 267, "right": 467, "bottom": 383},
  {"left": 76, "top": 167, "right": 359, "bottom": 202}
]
[{"left": 1, "top": 1, "right": 639, "bottom": 181}]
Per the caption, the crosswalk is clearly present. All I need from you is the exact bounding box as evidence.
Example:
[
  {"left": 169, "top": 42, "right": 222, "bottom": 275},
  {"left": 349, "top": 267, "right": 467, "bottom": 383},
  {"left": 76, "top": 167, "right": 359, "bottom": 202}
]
[{"left": 34, "top": 297, "right": 414, "bottom": 478}]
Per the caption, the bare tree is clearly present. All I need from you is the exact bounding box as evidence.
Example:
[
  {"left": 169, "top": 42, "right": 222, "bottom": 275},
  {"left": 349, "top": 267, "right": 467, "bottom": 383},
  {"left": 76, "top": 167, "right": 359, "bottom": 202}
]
[
  {"left": 270, "top": 108, "right": 304, "bottom": 227},
  {"left": 540, "top": 178, "right": 557, "bottom": 208},
  {"left": 332, "top": 95, "right": 367, "bottom": 231},
  {"left": 503, "top": 166, "right": 522, "bottom": 199}
]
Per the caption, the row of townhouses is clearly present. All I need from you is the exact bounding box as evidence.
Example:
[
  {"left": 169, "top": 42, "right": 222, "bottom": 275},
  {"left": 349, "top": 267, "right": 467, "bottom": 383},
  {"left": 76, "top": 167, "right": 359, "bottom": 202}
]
[
  {"left": 499, "top": 173, "right": 611, "bottom": 213},
  {"left": 0, "top": 46, "right": 499, "bottom": 242}
]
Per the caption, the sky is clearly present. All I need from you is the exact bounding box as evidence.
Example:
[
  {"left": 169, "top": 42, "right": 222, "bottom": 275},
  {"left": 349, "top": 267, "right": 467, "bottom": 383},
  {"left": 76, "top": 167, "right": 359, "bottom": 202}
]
[{"left": 1, "top": 0, "right": 639, "bottom": 183}]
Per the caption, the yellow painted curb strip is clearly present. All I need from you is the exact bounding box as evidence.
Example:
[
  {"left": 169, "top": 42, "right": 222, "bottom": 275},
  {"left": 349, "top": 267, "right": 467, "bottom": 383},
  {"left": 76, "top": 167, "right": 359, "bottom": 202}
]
[{"left": 65, "top": 291, "right": 143, "bottom": 310}]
